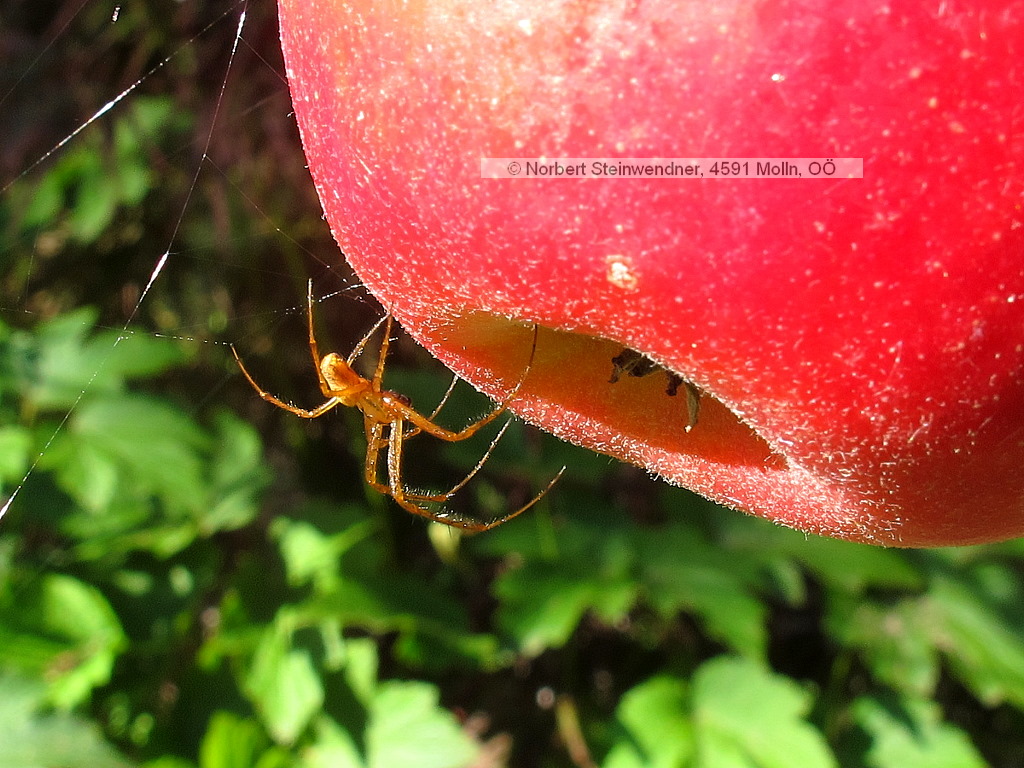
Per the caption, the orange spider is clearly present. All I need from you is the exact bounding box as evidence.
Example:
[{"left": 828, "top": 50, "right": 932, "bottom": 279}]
[{"left": 231, "top": 281, "right": 562, "bottom": 531}]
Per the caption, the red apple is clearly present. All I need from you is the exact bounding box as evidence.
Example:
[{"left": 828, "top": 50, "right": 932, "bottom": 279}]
[{"left": 276, "top": 0, "right": 1024, "bottom": 546}]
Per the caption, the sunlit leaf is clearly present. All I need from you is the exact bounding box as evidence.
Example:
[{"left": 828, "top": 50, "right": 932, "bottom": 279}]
[
  {"left": 69, "top": 393, "right": 210, "bottom": 515},
  {"left": 692, "top": 657, "right": 837, "bottom": 768},
  {"left": 19, "top": 308, "right": 103, "bottom": 407},
  {"left": 929, "top": 572, "right": 1024, "bottom": 709},
  {"left": 142, "top": 758, "right": 197, "bottom": 768},
  {"left": 273, "top": 516, "right": 375, "bottom": 592},
  {"left": 3, "top": 574, "right": 127, "bottom": 710},
  {"left": 244, "top": 626, "right": 324, "bottom": 745},
  {"left": 341, "top": 637, "right": 379, "bottom": 707},
  {"left": 0, "top": 673, "right": 133, "bottom": 768},
  {"left": 199, "top": 711, "right": 267, "bottom": 768},
  {"left": 301, "top": 717, "right": 364, "bottom": 768},
  {"left": 603, "top": 675, "right": 695, "bottom": 768},
  {"left": 366, "top": 682, "right": 477, "bottom": 768},
  {"left": 92, "top": 331, "right": 187, "bottom": 383},
  {"left": 0, "top": 424, "right": 32, "bottom": 484},
  {"left": 19, "top": 310, "right": 184, "bottom": 410},
  {"left": 69, "top": 163, "right": 120, "bottom": 242},
  {"left": 46, "top": 439, "right": 120, "bottom": 513},
  {"left": 852, "top": 694, "right": 987, "bottom": 768}
]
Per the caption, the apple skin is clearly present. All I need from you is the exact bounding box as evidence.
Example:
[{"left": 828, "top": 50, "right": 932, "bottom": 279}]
[{"left": 277, "top": 0, "right": 1024, "bottom": 546}]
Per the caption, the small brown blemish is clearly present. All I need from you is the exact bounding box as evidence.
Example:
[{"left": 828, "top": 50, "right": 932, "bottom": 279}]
[{"left": 605, "top": 254, "right": 639, "bottom": 292}]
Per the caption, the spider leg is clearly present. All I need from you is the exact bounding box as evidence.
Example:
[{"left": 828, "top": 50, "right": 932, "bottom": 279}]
[
  {"left": 384, "top": 410, "right": 566, "bottom": 531},
  {"left": 371, "top": 315, "right": 395, "bottom": 391},
  {"left": 429, "top": 419, "right": 513, "bottom": 499},
  {"left": 306, "top": 279, "right": 361, "bottom": 401},
  {"left": 402, "top": 373, "right": 460, "bottom": 441},
  {"left": 346, "top": 313, "right": 390, "bottom": 367},
  {"left": 428, "top": 374, "right": 461, "bottom": 420},
  {"left": 365, "top": 417, "right": 461, "bottom": 503},
  {"left": 467, "top": 465, "right": 566, "bottom": 532},
  {"left": 384, "top": 417, "right": 447, "bottom": 511},
  {"left": 305, "top": 279, "right": 322, "bottom": 377},
  {"left": 391, "top": 419, "right": 516, "bottom": 504},
  {"left": 393, "top": 324, "right": 541, "bottom": 443},
  {"left": 364, "top": 418, "right": 393, "bottom": 495},
  {"left": 231, "top": 345, "right": 343, "bottom": 419},
  {"left": 348, "top": 309, "right": 456, "bottom": 442},
  {"left": 383, "top": 418, "right": 478, "bottom": 524},
  {"left": 367, "top": 421, "right": 457, "bottom": 503}
]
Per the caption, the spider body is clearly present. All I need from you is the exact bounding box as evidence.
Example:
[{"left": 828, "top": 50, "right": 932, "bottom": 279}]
[{"left": 233, "top": 282, "right": 561, "bottom": 531}]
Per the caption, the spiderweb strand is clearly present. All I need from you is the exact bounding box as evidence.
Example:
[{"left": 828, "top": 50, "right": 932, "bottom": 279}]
[{"left": 0, "top": 6, "right": 250, "bottom": 523}]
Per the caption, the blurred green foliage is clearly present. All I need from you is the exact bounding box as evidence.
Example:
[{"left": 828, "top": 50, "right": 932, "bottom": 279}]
[
  {"left": 2, "top": 3, "right": 1024, "bottom": 768},
  {"left": 5, "top": 308, "right": 1024, "bottom": 768}
]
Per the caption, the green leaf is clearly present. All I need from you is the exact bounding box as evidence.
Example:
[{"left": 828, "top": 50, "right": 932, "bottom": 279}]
[
  {"left": 46, "top": 439, "right": 121, "bottom": 514},
  {"left": 19, "top": 165, "right": 64, "bottom": 226},
  {"left": 143, "top": 759, "right": 197, "bottom": 768},
  {"left": 789, "top": 538, "right": 922, "bottom": 593},
  {"left": 275, "top": 520, "right": 338, "bottom": 588},
  {"left": 69, "top": 163, "right": 120, "bottom": 242},
  {"left": 208, "top": 411, "right": 268, "bottom": 490},
  {"left": 20, "top": 310, "right": 184, "bottom": 410},
  {"left": 636, "top": 526, "right": 768, "bottom": 658},
  {"left": 67, "top": 393, "right": 210, "bottom": 515},
  {"left": 495, "top": 566, "right": 636, "bottom": 656},
  {"left": 277, "top": 585, "right": 497, "bottom": 677},
  {"left": 852, "top": 694, "right": 987, "bottom": 768},
  {"left": 0, "top": 673, "right": 133, "bottom": 768},
  {"left": 928, "top": 572, "right": 1024, "bottom": 709},
  {"left": 41, "top": 575, "right": 126, "bottom": 704},
  {"left": 0, "top": 425, "right": 32, "bottom": 483},
  {"left": 301, "top": 717, "right": 365, "bottom": 768},
  {"left": 18, "top": 308, "right": 103, "bottom": 408},
  {"left": 341, "top": 637, "right": 379, "bottom": 707},
  {"left": 244, "top": 626, "right": 324, "bottom": 744},
  {"left": 96, "top": 331, "right": 187, "bottom": 382},
  {"left": 6, "top": 574, "right": 127, "bottom": 709},
  {"left": 604, "top": 662, "right": 838, "bottom": 768},
  {"left": 366, "top": 681, "right": 477, "bottom": 768},
  {"left": 40, "top": 409, "right": 269, "bottom": 560},
  {"left": 825, "top": 595, "right": 939, "bottom": 697},
  {"left": 692, "top": 657, "right": 837, "bottom": 768},
  {"left": 724, "top": 517, "right": 922, "bottom": 593},
  {"left": 199, "top": 712, "right": 268, "bottom": 768},
  {"left": 603, "top": 676, "right": 695, "bottom": 768},
  {"left": 273, "top": 516, "right": 375, "bottom": 593},
  {"left": 204, "top": 412, "right": 271, "bottom": 531}
]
